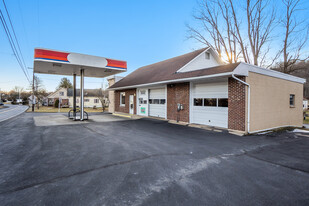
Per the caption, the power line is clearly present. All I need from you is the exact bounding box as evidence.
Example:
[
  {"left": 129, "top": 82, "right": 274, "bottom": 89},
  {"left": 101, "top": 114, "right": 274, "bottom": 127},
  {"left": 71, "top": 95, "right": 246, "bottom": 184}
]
[
  {"left": 0, "top": 5, "right": 30, "bottom": 83},
  {"left": 2, "top": 0, "right": 29, "bottom": 79}
]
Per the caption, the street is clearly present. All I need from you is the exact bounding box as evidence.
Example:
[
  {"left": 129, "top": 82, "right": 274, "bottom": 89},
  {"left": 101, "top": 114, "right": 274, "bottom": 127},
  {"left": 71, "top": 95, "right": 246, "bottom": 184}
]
[
  {"left": 0, "top": 104, "right": 28, "bottom": 122},
  {"left": 0, "top": 113, "right": 308, "bottom": 206}
]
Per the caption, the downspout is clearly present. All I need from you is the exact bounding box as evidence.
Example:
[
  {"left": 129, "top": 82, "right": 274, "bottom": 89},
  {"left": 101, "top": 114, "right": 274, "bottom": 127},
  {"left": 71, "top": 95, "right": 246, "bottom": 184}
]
[{"left": 232, "top": 74, "right": 250, "bottom": 134}]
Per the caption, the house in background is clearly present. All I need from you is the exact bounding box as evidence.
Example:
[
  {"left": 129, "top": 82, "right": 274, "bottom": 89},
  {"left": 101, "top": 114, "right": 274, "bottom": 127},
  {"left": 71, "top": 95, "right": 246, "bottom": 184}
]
[
  {"left": 47, "top": 88, "right": 69, "bottom": 107},
  {"left": 67, "top": 89, "right": 105, "bottom": 108},
  {"left": 28, "top": 95, "right": 48, "bottom": 106},
  {"left": 109, "top": 47, "right": 306, "bottom": 134},
  {"left": 47, "top": 88, "right": 105, "bottom": 108}
]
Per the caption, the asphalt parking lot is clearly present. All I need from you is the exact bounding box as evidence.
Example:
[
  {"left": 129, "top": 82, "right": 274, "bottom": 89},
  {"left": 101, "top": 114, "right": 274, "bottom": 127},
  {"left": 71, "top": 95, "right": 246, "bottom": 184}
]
[{"left": 0, "top": 113, "right": 309, "bottom": 206}]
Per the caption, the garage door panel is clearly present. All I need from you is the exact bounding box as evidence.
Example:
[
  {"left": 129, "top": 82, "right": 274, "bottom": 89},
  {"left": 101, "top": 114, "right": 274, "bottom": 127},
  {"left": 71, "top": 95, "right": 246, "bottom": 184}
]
[
  {"left": 192, "top": 82, "right": 228, "bottom": 94},
  {"left": 191, "top": 81, "right": 228, "bottom": 128},
  {"left": 149, "top": 105, "right": 165, "bottom": 118},
  {"left": 149, "top": 88, "right": 166, "bottom": 118},
  {"left": 149, "top": 88, "right": 165, "bottom": 99}
]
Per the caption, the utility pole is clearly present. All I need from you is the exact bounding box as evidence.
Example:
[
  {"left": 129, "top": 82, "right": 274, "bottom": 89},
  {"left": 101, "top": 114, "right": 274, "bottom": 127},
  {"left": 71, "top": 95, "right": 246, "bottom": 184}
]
[
  {"left": 32, "top": 70, "right": 34, "bottom": 111},
  {"left": 0, "top": 88, "right": 2, "bottom": 104},
  {"left": 18, "top": 88, "right": 20, "bottom": 104},
  {"left": 28, "top": 67, "right": 35, "bottom": 112}
]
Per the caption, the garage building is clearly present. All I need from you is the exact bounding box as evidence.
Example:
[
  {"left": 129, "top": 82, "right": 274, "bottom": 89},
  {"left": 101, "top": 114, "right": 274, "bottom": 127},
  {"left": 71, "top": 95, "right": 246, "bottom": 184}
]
[{"left": 108, "top": 48, "right": 305, "bottom": 134}]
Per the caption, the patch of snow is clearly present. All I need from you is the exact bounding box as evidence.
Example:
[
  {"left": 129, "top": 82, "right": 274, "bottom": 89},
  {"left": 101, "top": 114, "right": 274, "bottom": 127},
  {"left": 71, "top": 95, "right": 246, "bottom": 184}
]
[
  {"left": 257, "top": 131, "right": 272, "bottom": 135},
  {"left": 293, "top": 129, "right": 309, "bottom": 133}
]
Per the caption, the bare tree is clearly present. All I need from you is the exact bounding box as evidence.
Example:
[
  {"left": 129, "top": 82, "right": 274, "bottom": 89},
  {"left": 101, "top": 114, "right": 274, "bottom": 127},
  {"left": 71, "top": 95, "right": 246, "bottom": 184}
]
[
  {"left": 229, "top": 0, "right": 250, "bottom": 63},
  {"left": 29, "top": 75, "right": 46, "bottom": 109},
  {"left": 187, "top": 0, "right": 277, "bottom": 66},
  {"left": 187, "top": 0, "right": 242, "bottom": 63},
  {"left": 96, "top": 83, "right": 109, "bottom": 112},
  {"left": 9, "top": 86, "right": 24, "bottom": 102},
  {"left": 246, "top": 0, "right": 276, "bottom": 66},
  {"left": 276, "top": 0, "right": 309, "bottom": 73}
]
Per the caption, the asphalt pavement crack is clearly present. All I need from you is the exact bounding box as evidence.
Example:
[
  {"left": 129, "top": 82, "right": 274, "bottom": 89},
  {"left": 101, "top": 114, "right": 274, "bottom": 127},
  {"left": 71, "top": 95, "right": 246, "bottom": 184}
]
[{"left": 244, "top": 153, "right": 309, "bottom": 174}]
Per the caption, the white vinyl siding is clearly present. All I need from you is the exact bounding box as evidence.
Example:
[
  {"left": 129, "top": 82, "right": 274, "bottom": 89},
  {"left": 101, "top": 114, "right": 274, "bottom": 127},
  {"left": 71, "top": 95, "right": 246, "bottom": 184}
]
[
  {"left": 149, "top": 88, "right": 166, "bottom": 118},
  {"left": 191, "top": 81, "right": 228, "bottom": 128}
]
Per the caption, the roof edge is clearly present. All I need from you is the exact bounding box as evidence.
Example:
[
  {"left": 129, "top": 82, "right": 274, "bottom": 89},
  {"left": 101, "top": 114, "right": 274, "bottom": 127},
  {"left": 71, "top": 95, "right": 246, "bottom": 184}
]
[
  {"left": 108, "top": 72, "right": 233, "bottom": 90},
  {"left": 233, "top": 62, "right": 306, "bottom": 84}
]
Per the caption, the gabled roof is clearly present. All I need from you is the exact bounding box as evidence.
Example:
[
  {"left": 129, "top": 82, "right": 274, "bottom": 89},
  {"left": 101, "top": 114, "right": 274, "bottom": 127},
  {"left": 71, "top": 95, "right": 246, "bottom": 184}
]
[
  {"left": 109, "top": 49, "right": 306, "bottom": 90},
  {"left": 67, "top": 89, "right": 99, "bottom": 97},
  {"left": 109, "top": 48, "right": 209, "bottom": 89}
]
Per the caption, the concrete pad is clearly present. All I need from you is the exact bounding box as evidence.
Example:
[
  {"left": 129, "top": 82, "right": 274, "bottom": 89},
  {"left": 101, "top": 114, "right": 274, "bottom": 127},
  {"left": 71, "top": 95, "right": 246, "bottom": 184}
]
[
  {"left": 90, "top": 114, "right": 131, "bottom": 122},
  {"left": 33, "top": 114, "right": 130, "bottom": 126},
  {"left": 33, "top": 115, "right": 89, "bottom": 126},
  {"left": 168, "top": 120, "right": 188, "bottom": 126}
]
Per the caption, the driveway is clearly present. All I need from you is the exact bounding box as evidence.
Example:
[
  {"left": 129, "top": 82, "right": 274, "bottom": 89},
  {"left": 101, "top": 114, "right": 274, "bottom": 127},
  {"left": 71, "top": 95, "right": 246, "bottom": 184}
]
[
  {"left": 0, "top": 113, "right": 308, "bottom": 206},
  {"left": 0, "top": 104, "right": 28, "bottom": 122}
]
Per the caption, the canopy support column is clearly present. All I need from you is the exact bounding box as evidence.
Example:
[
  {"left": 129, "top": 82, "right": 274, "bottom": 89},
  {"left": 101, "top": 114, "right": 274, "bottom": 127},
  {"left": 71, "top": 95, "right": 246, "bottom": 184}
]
[
  {"left": 80, "top": 69, "right": 85, "bottom": 121},
  {"left": 73, "top": 74, "right": 77, "bottom": 120}
]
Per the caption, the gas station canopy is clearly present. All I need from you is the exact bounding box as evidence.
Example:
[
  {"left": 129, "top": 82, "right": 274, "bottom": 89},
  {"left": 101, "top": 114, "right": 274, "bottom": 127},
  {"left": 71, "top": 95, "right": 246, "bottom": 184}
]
[
  {"left": 33, "top": 48, "right": 127, "bottom": 121},
  {"left": 33, "top": 48, "right": 127, "bottom": 77}
]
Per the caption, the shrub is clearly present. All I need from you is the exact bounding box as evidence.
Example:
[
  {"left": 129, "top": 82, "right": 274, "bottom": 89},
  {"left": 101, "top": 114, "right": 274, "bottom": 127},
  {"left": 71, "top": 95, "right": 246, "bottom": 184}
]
[{"left": 54, "top": 99, "right": 59, "bottom": 108}]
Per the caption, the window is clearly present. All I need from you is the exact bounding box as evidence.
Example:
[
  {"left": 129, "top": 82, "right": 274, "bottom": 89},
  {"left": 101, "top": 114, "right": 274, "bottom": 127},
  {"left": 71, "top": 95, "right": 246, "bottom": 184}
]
[
  {"left": 194, "top": 98, "right": 203, "bottom": 106},
  {"left": 149, "top": 99, "right": 165, "bottom": 104},
  {"left": 218, "top": 98, "right": 228, "bottom": 107},
  {"left": 59, "top": 92, "right": 64, "bottom": 96},
  {"left": 94, "top": 99, "right": 99, "bottom": 103},
  {"left": 153, "top": 99, "right": 160, "bottom": 104},
  {"left": 140, "top": 90, "right": 146, "bottom": 95},
  {"left": 205, "top": 52, "right": 210, "bottom": 59},
  {"left": 290, "top": 94, "right": 295, "bottom": 107},
  {"left": 85, "top": 99, "right": 90, "bottom": 102},
  {"left": 120, "top": 92, "right": 125, "bottom": 106},
  {"left": 204, "top": 98, "right": 217, "bottom": 107}
]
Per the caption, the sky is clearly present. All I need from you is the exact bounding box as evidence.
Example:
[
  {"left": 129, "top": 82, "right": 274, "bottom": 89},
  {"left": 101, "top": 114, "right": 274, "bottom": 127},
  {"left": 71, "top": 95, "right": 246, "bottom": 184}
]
[
  {"left": 0, "top": 0, "right": 201, "bottom": 92},
  {"left": 0, "top": 0, "right": 308, "bottom": 92}
]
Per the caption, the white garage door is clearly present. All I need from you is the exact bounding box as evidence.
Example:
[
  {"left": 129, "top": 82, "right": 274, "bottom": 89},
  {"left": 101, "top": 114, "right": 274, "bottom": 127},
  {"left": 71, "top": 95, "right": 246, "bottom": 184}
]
[
  {"left": 149, "top": 88, "right": 166, "bottom": 118},
  {"left": 191, "top": 81, "right": 228, "bottom": 128}
]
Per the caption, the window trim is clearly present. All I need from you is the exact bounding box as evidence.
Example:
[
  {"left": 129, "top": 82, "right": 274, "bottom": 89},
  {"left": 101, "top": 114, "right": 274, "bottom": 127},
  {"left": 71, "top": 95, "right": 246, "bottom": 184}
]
[
  {"left": 193, "top": 98, "right": 203, "bottom": 106},
  {"left": 290, "top": 94, "right": 295, "bottom": 108},
  {"left": 120, "top": 92, "right": 125, "bottom": 106},
  {"left": 203, "top": 98, "right": 217, "bottom": 107},
  {"left": 193, "top": 97, "right": 229, "bottom": 108}
]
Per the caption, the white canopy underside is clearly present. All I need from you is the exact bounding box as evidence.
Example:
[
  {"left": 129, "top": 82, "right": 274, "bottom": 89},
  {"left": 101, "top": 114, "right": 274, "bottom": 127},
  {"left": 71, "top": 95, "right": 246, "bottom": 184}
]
[{"left": 34, "top": 60, "right": 124, "bottom": 78}]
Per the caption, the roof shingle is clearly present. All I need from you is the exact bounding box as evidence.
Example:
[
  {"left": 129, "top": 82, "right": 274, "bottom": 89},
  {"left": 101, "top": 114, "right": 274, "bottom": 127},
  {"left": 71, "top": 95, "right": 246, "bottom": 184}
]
[{"left": 110, "top": 48, "right": 239, "bottom": 89}]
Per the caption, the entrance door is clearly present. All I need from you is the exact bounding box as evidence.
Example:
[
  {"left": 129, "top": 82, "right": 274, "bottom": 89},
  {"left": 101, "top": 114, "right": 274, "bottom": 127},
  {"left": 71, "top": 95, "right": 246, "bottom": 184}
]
[
  {"left": 129, "top": 95, "right": 134, "bottom": 114},
  {"left": 137, "top": 88, "right": 149, "bottom": 116}
]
